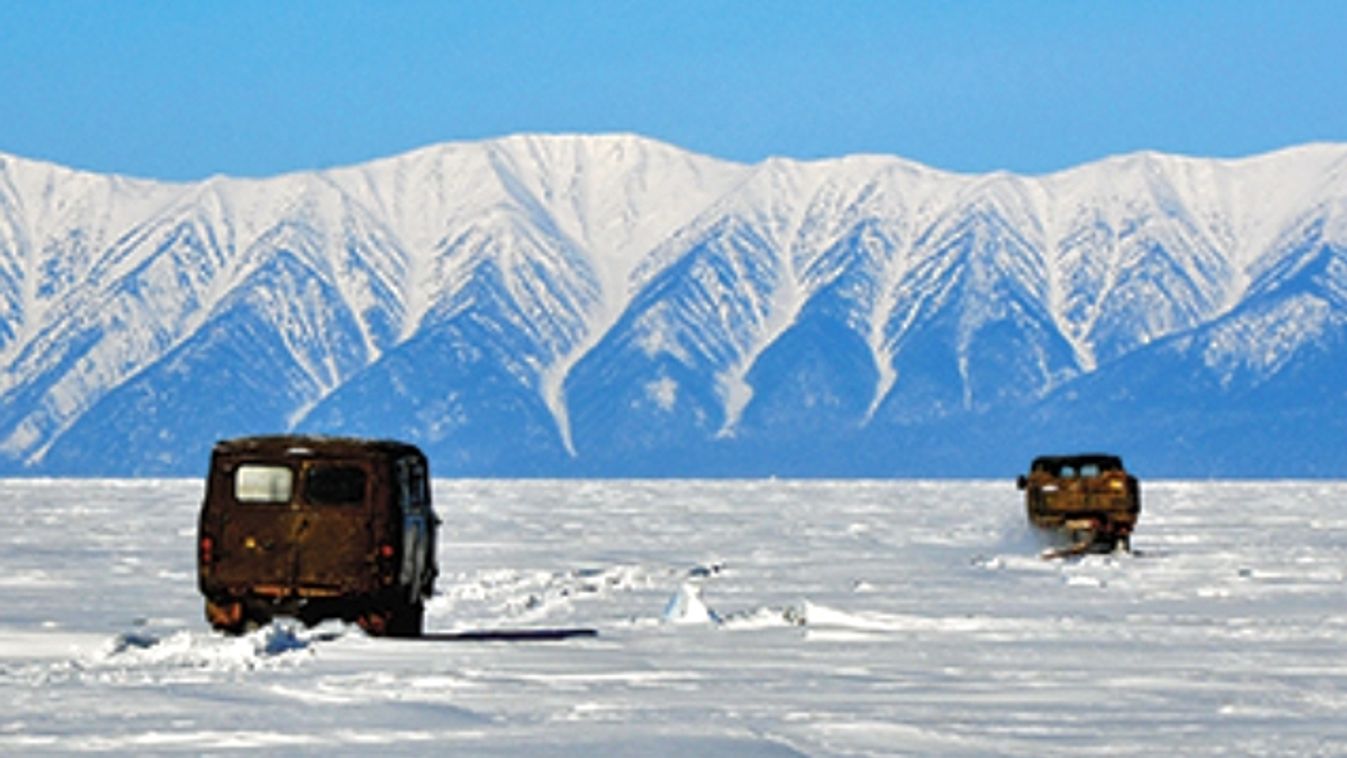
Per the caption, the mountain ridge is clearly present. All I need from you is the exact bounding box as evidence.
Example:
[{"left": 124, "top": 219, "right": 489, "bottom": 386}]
[{"left": 2, "top": 134, "right": 1346, "bottom": 476}]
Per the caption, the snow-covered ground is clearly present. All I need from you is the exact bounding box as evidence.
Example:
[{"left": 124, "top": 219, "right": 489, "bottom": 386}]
[{"left": 2, "top": 479, "right": 1346, "bottom": 755}]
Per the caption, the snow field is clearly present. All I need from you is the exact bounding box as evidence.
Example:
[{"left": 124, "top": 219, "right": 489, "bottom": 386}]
[{"left": 1, "top": 479, "right": 1346, "bottom": 755}]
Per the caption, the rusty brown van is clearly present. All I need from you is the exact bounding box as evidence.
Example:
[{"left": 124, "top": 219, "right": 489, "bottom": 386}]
[
  {"left": 1016, "top": 453, "right": 1140, "bottom": 556},
  {"left": 197, "top": 436, "right": 439, "bottom": 637}
]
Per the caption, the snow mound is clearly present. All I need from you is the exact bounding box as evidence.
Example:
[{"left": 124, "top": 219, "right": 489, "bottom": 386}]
[
  {"left": 91, "top": 623, "right": 324, "bottom": 672},
  {"left": 662, "top": 582, "right": 721, "bottom": 625}
]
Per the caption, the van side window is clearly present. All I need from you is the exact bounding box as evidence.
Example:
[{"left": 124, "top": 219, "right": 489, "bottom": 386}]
[
  {"left": 396, "top": 458, "right": 429, "bottom": 512},
  {"left": 412, "top": 463, "right": 429, "bottom": 508},
  {"left": 235, "top": 465, "right": 294, "bottom": 503},
  {"left": 304, "top": 465, "right": 367, "bottom": 506},
  {"left": 397, "top": 460, "right": 412, "bottom": 510}
]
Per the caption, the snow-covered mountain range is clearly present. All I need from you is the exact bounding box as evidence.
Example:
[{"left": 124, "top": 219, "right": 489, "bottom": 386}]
[{"left": 1, "top": 134, "right": 1344, "bottom": 476}]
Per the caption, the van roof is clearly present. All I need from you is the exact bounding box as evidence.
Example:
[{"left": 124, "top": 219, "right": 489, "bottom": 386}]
[
  {"left": 1030, "top": 453, "right": 1125, "bottom": 472},
  {"left": 212, "top": 435, "right": 425, "bottom": 461}
]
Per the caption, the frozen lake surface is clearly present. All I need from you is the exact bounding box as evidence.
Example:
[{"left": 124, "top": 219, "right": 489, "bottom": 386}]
[{"left": 2, "top": 479, "right": 1346, "bottom": 755}]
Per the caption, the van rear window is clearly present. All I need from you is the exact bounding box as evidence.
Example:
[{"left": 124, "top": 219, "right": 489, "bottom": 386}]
[
  {"left": 235, "top": 465, "right": 294, "bottom": 503},
  {"left": 304, "top": 465, "right": 367, "bottom": 506}
]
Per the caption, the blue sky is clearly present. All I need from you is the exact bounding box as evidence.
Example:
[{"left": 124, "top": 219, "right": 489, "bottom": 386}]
[{"left": 3, "top": 1, "right": 1345, "bottom": 180}]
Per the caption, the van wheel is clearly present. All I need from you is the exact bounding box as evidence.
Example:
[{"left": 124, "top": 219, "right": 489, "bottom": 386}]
[
  {"left": 205, "top": 599, "right": 246, "bottom": 635},
  {"left": 386, "top": 601, "right": 424, "bottom": 638},
  {"left": 357, "top": 601, "right": 423, "bottom": 638}
]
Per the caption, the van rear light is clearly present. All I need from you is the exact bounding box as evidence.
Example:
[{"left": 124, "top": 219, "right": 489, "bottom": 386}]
[
  {"left": 199, "top": 536, "right": 215, "bottom": 565},
  {"left": 376, "top": 543, "right": 397, "bottom": 585}
]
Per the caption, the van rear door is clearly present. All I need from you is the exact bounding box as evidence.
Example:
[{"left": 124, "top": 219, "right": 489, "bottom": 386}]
[
  {"left": 291, "top": 461, "right": 373, "bottom": 592},
  {"left": 215, "top": 460, "right": 373, "bottom": 597},
  {"left": 215, "top": 463, "right": 303, "bottom": 593}
]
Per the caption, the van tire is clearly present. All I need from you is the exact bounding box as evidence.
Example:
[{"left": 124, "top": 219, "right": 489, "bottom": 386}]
[
  {"left": 205, "top": 598, "right": 253, "bottom": 636},
  {"left": 356, "top": 600, "right": 423, "bottom": 638},
  {"left": 386, "top": 600, "right": 424, "bottom": 638}
]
